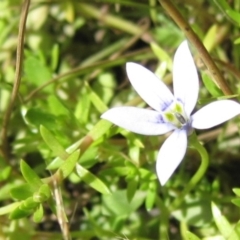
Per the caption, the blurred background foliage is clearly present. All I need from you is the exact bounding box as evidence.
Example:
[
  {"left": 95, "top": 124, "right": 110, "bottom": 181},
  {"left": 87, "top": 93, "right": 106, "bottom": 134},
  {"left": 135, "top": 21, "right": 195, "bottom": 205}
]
[{"left": 1, "top": 0, "right": 240, "bottom": 239}]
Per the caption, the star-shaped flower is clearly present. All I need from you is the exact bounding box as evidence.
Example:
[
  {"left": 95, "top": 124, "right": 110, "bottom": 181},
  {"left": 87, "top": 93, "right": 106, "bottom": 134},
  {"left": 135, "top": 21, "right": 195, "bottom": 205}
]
[{"left": 101, "top": 41, "right": 240, "bottom": 185}]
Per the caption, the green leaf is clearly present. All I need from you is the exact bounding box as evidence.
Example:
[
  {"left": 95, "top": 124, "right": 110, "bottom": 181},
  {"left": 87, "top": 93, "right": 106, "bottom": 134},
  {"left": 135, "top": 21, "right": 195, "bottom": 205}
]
[
  {"left": 10, "top": 183, "right": 34, "bottom": 200},
  {"left": 0, "top": 82, "right": 13, "bottom": 92},
  {"left": 74, "top": 88, "right": 91, "bottom": 124},
  {"left": 231, "top": 198, "right": 240, "bottom": 207},
  {"left": 203, "top": 24, "right": 218, "bottom": 51},
  {"left": 88, "top": 119, "right": 112, "bottom": 140},
  {"left": 83, "top": 208, "right": 116, "bottom": 237},
  {"left": 0, "top": 202, "right": 21, "bottom": 216},
  {"left": 228, "top": 220, "right": 240, "bottom": 240},
  {"left": 40, "top": 125, "right": 69, "bottom": 160},
  {"left": 213, "top": 0, "right": 240, "bottom": 25},
  {"left": 102, "top": 190, "right": 145, "bottom": 216},
  {"left": 139, "top": 168, "right": 157, "bottom": 181},
  {"left": 213, "top": 0, "right": 231, "bottom": 11},
  {"left": 33, "top": 192, "right": 46, "bottom": 203},
  {"left": 47, "top": 119, "right": 112, "bottom": 170},
  {"left": 93, "top": 72, "right": 116, "bottom": 105},
  {"left": 48, "top": 95, "right": 70, "bottom": 116},
  {"left": 100, "top": 167, "right": 129, "bottom": 177},
  {"left": 46, "top": 138, "right": 84, "bottom": 170},
  {"left": 25, "top": 108, "right": 56, "bottom": 129},
  {"left": 212, "top": 202, "right": 235, "bottom": 238},
  {"left": 145, "top": 181, "right": 157, "bottom": 211},
  {"left": 226, "top": 9, "right": 240, "bottom": 25},
  {"left": 75, "top": 164, "right": 111, "bottom": 195},
  {"left": 9, "top": 207, "right": 33, "bottom": 219},
  {"left": 50, "top": 44, "right": 59, "bottom": 71},
  {"left": 19, "top": 197, "right": 39, "bottom": 211},
  {"left": 27, "top": 5, "right": 48, "bottom": 30},
  {"left": 24, "top": 55, "right": 52, "bottom": 89},
  {"left": 11, "top": 197, "right": 39, "bottom": 220},
  {"left": 20, "top": 160, "right": 43, "bottom": 190},
  {"left": 38, "top": 184, "right": 51, "bottom": 199},
  {"left": 58, "top": 150, "right": 80, "bottom": 179},
  {"left": 154, "top": 15, "right": 184, "bottom": 48},
  {"left": 234, "top": 37, "right": 240, "bottom": 45},
  {"left": 126, "top": 176, "right": 138, "bottom": 202},
  {"left": 173, "top": 194, "right": 212, "bottom": 227},
  {"left": 185, "top": 231, "right": 201, "bottom": 240},
  {"left": 233, "top": 188, "right": 240, "bottom": 197},
  {"left": 85, "top": 82, "right": 108, "bottom": 113},
  {"left": 78, "top": 146, "right": 98, "bottom": 168},
  {"left": 0, "top": 180, "right": 19, "bottom": 201},
  {"left": 201, "top": 72, "right": 223, "bottom": 97},
  {"left": 150, "top": 42, "right": 172, "bottom": 71},
  {"left": 33, "top": 184, "right": 51, "bottom": 202},
  {"left": 33, "top": 204, "right": 44, "bottom": 223},
  {"left": 0, "top": 166, "right": 11, "bottom": 181}
]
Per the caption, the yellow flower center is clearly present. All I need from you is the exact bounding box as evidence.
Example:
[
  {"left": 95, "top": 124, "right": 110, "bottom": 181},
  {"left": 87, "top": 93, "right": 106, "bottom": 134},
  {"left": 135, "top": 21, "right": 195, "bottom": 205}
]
[{"left": 163, "top": 102, "right": 188, "bottom": 128}]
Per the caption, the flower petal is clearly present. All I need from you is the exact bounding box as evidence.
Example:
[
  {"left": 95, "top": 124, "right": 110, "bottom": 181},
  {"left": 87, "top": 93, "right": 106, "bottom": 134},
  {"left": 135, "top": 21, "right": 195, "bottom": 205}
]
[
  {"left": 126, "top": 62, "right": 174, "bottom": 112},
  {"left": 101, "top": 107, "right": 174, "bottom": 135},
  {"left": 156, "top": 129, "right": 187, "bottom": 185},
  {"left": 173, "top": 41, "right": 199, "bottom": 116},
  {"left": 192, "top": 100, "right": 240, "bottom": 129}
]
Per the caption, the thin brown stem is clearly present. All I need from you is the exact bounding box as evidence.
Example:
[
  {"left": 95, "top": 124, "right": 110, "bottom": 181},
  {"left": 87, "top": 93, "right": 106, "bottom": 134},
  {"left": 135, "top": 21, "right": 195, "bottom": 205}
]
[
  {"left": 159, "top": 0, "right": 233, "bottom": 96},
  {"left": 53, "top": 178, "right": 72, "bottom": 240},
  {"left": 0, "top": 0, "right": 30, "bottom": 160}
]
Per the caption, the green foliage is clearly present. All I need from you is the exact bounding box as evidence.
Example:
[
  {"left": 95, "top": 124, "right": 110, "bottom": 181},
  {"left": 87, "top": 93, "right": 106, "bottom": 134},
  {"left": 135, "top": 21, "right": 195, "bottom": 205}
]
[
  {"left": 232, "top": 188, "right": 240, "bottom": 207},
  {"left": 1, "top": 0, "right": 240, "bottom": 239},
  {"left": 40, "top": 125, "right": 69, "bottom": 160},
  {"left": 24, "top": 54, "right": 52, "bottom": 90},
  {"left": 75, "top": 164, "right": 111, "bottom": 195},
  {"left": 6, "top": 161, "right": 51, "bottom": 221},
  {"left": 102, "top": 189, "right": 145, "bottom": 216},
  {"left": 185, "top": 231, "right": 201, "bottom": 240},
  {"left": 172, "top": 194, "right": 212, "bottom": 227},
  {"left": 201, "top": 72, "right": 223, "bottom": 97},
  {"left": 212, "top": 202, "right": 240, "bottom": 239},
  {"left": 33, "top": 204, "right": 44, "bottom": 223},
  {"left": 11, "top": 184, "right": 34, "bottom": 200},
  {"left": 20, "top": 160, "right": 43, "bottom": 190}
]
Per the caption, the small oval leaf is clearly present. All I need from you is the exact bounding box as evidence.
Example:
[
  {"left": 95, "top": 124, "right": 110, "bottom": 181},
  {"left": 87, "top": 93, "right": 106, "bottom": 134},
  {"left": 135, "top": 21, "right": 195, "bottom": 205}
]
[
  {"left": 33, "top": 204, "right": 44, "bottom": 223},
  {"left": 76, "top": 164, "right": 111, "bottom": 195},
  {"left": 185, "top": 231, "right": 201, "bottom": 240},
  {"left": 212, "top": 202, "right": 233, "bottom": 238},
  {"left": 11, "top": 183, "right": 34, "bottom": 200},
  {"left": 20, "top": 160, "right": 43, "bottom": 190},
  {"left": 9, "top": 207, "right": 33, "bottom": 219},
  {"left": 202, "top": 72, "right": 222, "bottom": 97},
  {"left": 233, "top": 188, "right": 240, "bottom": 197},
  {"left": 57, "top": 150, "right": 80, "bottom": 179},
  {"left": 145, "top": 181, "right": 157, "bottom": 211},
  {"left": 126, "top": 177, "right": 138, "bottom": 203},
  {"left": 40, "top": 125, "right": 69, "bottom": 160},
  {"left": 0, "top": 202, "right": 21, "bottom": 216},
  {"left": 231, "top": 198, "right": 240, "bottom": 207}
]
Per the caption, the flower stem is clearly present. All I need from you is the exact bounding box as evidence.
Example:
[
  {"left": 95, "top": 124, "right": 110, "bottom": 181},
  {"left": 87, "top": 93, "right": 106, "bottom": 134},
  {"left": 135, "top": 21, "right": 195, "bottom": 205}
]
[
  {"left": 155, "top": 196, "right": 170, "bottom": 239},
  {"left": 169, "top": 131, "right": 209, "bottom": 211},
  {"left": 0, "top": 0, "right": 30, "bottom": 161}
]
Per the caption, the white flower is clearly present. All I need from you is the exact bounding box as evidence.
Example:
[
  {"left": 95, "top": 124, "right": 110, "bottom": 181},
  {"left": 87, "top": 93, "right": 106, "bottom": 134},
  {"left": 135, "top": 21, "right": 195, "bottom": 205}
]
[{"left": 101, "top": 41, "right": 240, "bottom": 185}]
